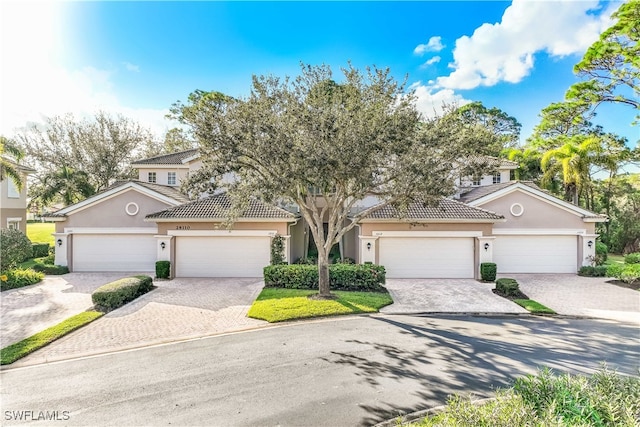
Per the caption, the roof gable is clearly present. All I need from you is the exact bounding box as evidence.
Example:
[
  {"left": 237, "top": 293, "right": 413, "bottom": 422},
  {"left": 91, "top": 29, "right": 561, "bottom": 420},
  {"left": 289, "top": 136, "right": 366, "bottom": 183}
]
[
  {"left": 467, "top": 182, "right": 605, "bottom": 220},
  {"left": 45, "top": 181, "right": 187, "bottom": 218}
]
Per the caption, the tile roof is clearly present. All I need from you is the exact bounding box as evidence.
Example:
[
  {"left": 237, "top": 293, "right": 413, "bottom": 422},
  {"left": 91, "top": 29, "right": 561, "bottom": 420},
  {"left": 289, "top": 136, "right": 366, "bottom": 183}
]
[
  {"left": 362, "top": 198, "right": 503, "bottom": 221},
  {"left": 465, "top": 155, "right": 518, "bottom": 168},
  {"left": 458, "top": 181, "right": 542, "bottom": 203},
  {"left": 108, "top": 180, "right": 190, "bottom": 204},
  {"left": 146, "top": 193, "right": 298, "bottom": 220},
  {"left": 131, "top": 149, "right": 199, "bottom": 165}
]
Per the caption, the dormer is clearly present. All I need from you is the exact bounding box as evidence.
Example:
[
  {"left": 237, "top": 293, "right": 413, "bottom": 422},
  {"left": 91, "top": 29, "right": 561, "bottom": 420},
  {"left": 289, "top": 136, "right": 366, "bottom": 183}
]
[
  {"left": 456, "top": 156, "right": 518, "bottom": 189},
  {"left": 131, "top": 149, "right": 200, "bottom": 187}
]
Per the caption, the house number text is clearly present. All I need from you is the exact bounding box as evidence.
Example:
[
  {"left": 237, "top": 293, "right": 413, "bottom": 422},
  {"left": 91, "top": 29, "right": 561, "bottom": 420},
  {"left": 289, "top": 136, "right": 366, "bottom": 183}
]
[{"left": 175, "top": 225, "right": 191, "bottom": 230}]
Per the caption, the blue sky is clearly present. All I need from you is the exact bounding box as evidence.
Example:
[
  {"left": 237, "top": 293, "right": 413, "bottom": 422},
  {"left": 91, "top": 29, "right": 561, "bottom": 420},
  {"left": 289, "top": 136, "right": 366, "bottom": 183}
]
[{"left": 1, "top": 1, "right": 637, "bottom": 147}]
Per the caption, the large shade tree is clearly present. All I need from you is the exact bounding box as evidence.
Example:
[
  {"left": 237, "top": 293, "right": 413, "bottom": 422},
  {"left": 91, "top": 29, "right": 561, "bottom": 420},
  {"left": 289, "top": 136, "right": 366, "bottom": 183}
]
[{"left": 172, "top": 64, "right": 506, "bottom": 298}]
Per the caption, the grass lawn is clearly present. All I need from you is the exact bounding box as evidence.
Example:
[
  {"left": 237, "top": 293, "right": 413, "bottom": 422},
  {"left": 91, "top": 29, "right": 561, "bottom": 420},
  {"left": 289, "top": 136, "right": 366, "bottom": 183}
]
[
  {"left": 0, "top": 311, "right": 103, "bottom": 365},
  {"left": 606, "top": 254, "right": 625, "bottom": 265},
  {"left": 26, "top": 222, "right": 55, "bottom": 245},
  {"left": 247, "top": 288, "right": 393, "bottom": 322},
  {"left": 513, "top": 299, "right": 556, "bottom": 315}
]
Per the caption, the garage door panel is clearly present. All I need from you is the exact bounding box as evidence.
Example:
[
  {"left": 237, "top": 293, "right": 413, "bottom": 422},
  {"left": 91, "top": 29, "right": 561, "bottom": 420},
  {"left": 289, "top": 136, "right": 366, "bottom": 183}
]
[
  {"left": 175, "top": 236, "right": 269, "bottom": 277},
  {"left": 379, "top": 237, "right": 474, "bottom": 279},
  {"left": 73, "top": 234, "right": 156, "bottom": 272},
  {"left": 494, "top": 235, "right": 577, "bottom": 273}
]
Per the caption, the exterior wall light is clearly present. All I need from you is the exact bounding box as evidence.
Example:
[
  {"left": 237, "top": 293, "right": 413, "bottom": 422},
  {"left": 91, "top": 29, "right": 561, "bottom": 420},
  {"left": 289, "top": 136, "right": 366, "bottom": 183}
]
[
  {"left": 484, "top": 243, "right": 490, "bottom": 251},
  {"left": 587, "top": 240, "right": 593, "bottom": 248},
  {"left": 366, "top": 242, "right": 372, "bottom": 251},
  {"left": 160, "top": 242, "right": 166, "bottom": 250},
  {"left": 57, "top": 239, "right": 62, "bottom": 247}
]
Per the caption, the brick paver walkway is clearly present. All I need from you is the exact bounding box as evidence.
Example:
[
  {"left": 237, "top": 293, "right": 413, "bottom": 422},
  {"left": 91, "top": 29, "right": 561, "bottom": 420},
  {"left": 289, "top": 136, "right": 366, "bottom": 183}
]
[
  {"left": 514, "top": 274, "right": 640, "bottom": 324},
  {"left": 2, "top": 275, "right": 267, "bottom": 367}
]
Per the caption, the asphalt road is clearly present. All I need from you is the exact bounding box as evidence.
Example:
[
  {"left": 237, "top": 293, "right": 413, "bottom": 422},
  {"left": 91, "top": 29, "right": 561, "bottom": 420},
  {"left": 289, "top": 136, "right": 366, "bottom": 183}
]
[{"left": 2, "top": 314, "right": 639, "bottom": 427}]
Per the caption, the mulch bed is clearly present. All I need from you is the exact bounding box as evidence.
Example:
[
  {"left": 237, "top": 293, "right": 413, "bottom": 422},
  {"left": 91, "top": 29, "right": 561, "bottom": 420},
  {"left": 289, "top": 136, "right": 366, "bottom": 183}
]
[
  {"left": 606, "top": 279, "right": 640, "bottom": 291},
  {"left": 492, "top": 288, "right": 530, "bottom": 301}
]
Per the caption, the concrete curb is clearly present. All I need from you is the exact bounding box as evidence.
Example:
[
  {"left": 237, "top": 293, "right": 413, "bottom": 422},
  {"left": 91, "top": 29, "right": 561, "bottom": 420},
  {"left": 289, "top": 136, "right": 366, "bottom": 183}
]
[{"left": 373, "top": 397, "right": 495, "bottom": 427}]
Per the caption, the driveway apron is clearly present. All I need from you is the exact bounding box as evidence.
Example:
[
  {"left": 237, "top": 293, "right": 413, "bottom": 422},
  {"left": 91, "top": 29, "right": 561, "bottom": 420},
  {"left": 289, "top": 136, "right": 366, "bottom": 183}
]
[
  {"left": 5, "top": 276, "right": 267, "bottom": 367},
  {"left": 380, "top": 279, "right": 528, "bottom": 314}
]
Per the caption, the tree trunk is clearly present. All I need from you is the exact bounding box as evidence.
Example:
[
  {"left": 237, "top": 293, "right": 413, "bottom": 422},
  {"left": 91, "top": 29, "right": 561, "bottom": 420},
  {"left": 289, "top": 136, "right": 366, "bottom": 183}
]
[{"left": 317, "top": 250, "right": 332, "bottom": 298}]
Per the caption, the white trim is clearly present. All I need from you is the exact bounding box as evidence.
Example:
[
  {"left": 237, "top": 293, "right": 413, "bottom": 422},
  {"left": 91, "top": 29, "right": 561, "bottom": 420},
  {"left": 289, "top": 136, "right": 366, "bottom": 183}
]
[
  {"left": 43, "top": 216, "right": 66, "bottom": 222},
  {"left": 469, "top": 183, "right": 606, "bottom": 221},
  {"left": 64, "top": 227, "right": 158, "bottom": 234},
  {"left": 7, "top": 217, "right": 22, "bottom": 222},
  {"left": 492, "top": 228, "right": 586, "bottom": 236},
  {"left": 510, "top": 203, "right": 524, "bottom": 217},
  {"left": 372, "top": 230, "right": 483, "bottom": 238},
  {"left": 125, "top": 202, "right": 139, "bottom": 216},
  {"left": 181, "top": 154, "right": 201, "bottom": 164},
  {"left": 168, "top": 230, "right": 277, "bottom": 237},
  {"left": 55, "top": 183, "right": 183, "bottom": 216}
]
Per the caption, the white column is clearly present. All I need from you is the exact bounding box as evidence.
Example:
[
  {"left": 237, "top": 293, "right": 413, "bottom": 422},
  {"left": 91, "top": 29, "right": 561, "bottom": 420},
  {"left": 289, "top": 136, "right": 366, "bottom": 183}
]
[
  {"left": 282, "top": 234, "right": 291, "bottom": 263},
  {"left": 477, "top": 236, "right": 496, "bottom": 264},
  {"left": 359, "top": 236, "right": 379, "bottom": 264},
  {"left": 156, "top": 235, "right": 174, "bottom": 262},
  {"left": 581, "top": 234, "right": 599, "bottom": 266},
  {"left": 53, "top": 233, "right": 69, "bottom": 267}
]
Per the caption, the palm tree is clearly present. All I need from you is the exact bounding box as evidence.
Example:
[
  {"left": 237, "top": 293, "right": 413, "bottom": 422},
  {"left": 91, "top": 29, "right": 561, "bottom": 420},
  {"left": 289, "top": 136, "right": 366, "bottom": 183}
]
[
  {"left": 540, "top": 136, "right": 602, "bottom": 207},
  {"left": 501, "top": 147, "right": 542, "bottom": 181},
  {"left": 37, "top": 166, "right": 95, "bottom": 206},
  {"left": 0, "top": 136, "right": 24, "bottom": 190}
]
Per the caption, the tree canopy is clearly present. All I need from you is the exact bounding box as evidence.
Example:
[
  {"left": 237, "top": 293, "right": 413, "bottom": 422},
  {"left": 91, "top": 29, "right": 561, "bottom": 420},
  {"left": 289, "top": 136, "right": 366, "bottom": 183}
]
[
  {"left": 565, "top": 0, "right": 639, "bottom": 120},
  {"left": 172, "top": 64, "right": 503, "bottom": 296},
  {"left": 0, "top": 136, "right": 25, "bottom": 190}
]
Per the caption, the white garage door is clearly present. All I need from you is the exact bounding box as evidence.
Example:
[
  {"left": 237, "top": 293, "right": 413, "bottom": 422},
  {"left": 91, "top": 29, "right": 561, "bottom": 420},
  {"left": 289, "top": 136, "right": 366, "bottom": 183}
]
[
  {"left": 73, "top": 234, "right": 156, "bottom": 272},
  {"left": 494, "top": 235, "right": 577, "bottom": 273},
  {"left": 378, "top": 237, "right": 475, "bottom": 278},
  {"left": 175, "top": 236, "right": 270, "bottom": 277}
]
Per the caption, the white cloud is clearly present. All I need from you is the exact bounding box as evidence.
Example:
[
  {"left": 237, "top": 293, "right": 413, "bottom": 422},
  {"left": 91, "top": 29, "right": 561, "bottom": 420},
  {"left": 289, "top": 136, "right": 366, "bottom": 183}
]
[
  {"left": 414, "top": 36, "right": 444, "bottom": 55},
  {"left": 410, "top": 82, "right": 472, "bottom": 118},
  {"left": 123, "top": 61, "right": 140, "bottom": 73},
  {"left": 437, "top": 0, "right": 618, "bottom": 90},
  {"left": 421, "top": 56, "right": 441, "bottom": 68},
  {"left": 0, "top": 2, "right": 171, "bottom": 138}
]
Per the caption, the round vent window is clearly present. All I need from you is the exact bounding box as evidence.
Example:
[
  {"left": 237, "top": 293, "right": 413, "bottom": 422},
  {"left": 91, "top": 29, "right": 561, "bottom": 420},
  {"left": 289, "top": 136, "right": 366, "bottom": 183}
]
[
  {"left": 125, "top": 202, "right": 139, "bottom": 216},
  {"left": 510, "top": 203, "right": 524, "bottom": 217}
]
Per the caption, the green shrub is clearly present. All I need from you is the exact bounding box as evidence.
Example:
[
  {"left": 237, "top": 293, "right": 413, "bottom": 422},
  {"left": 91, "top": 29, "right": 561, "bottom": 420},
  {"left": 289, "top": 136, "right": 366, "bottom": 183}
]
[
  {"left": 607, "top": 263, "right": 640, "bottom": 284},
  {"left": 294, "top": 257, "right": 316, "bottom": 265},
  {"left": 91, "top": 275, "right": 154, "bottom": 311},
  {"left": 31, "top": 263, "right": 69, "bottom": 275},
  {"left": 480, "top": 262, "right": 497, "bottom": 282},
  {"left": 270, "top": 234, "right": 286, "bottom": 265},
  {"left": 38, "top": 253, "right": 55, "bottom": 265},
  {"left": 0, "top": 229, "right": 33, "bottom": 271},
  {"left": 155, "top": 261, "right": 171, "bottom": 279},
  {"left": 595, "top": 242, "right": 608, "bottom": 264},
  {"left": 31, "top": 243, "right": 50, "bottom": 258},
  {"left": 578, "top": 265, "right": 608, "bottom": 277},
  {"left": 263, "top": 264, "right": 386, "bottom": 292},
  {"left": 513, "top": 366, "right": 640, "bottom": 427},
  {"left": 1, "top": 269, "right": 45, "bottom": 291},
  {"left": 624, "top": 252, "right": 640, "bottom": 264},
  {"left": 334, "top": 257, "right": 355, "bottom": 264},
  {"left": 495, "top": 278, "right": 520, "bottom": 296}
]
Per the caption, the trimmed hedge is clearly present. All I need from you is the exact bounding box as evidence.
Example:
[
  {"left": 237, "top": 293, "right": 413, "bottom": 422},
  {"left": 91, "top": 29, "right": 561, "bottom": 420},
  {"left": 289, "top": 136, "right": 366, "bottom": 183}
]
[
  {"left": 32, "top": 263, "right": 69, "bottom": 275},
  {"left": 480, "top": 263, "right": 497, "bottom": 282},
  {"left": 264, "top": 264, "right": 386, "bottom": 292},
  {"left": 92, "top": 275, "right": 154, "bottom": 311},
  {"left": 1, "top": 229, "right": 32, "bottom": 271},
  {"left": 31, "top": 243, "right": 50, "bottom": 258},
  {"left": 578, "top": 265, "right": 608, "bottom": 277},
  {"left": 156, "top": 261, "right": 171, "bottom": 279},
  {"left": 624, "top": 252, "right": 640, "bottom": 264},
  {"left": 607, "top": 263, "right": 640, "bottom": 284},
  {"left": 495, "top": 278, "right": 520, "bottom": 296}
]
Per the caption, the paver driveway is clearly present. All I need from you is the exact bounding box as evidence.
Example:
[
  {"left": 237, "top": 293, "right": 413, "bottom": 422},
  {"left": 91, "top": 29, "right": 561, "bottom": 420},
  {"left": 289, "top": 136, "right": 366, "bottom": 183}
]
[
  {"left": 3, "top": 274, "right": 267, "bottom": 367},
  {"left": 380, "top": 278, "right": 528, "bottom": 314}
]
